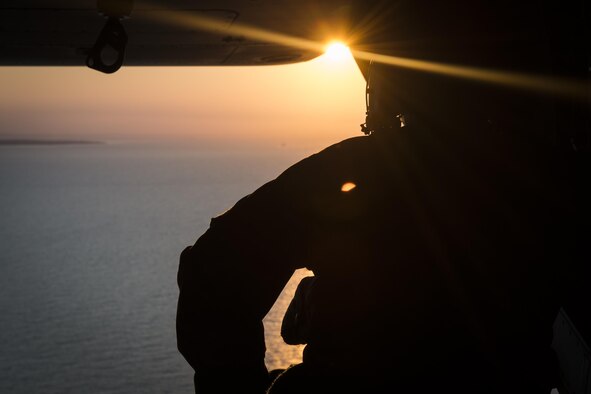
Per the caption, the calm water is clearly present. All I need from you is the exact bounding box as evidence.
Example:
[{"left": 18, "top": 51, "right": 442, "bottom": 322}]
[{"left": 0, "top": 143, "right": 313, "bottom": 394}]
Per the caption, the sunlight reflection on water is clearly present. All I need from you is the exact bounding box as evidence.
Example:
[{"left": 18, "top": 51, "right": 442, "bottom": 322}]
[{"left": 263, "top": 268, "right": 313, "bottom": 371}]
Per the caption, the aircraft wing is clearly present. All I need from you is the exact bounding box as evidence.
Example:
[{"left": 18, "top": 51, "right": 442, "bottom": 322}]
[{"left": 0, "top": 0, "right": 352, "bottom": 68}]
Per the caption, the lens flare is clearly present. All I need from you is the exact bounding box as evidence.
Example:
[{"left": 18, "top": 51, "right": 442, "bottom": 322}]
[
  {"left": 341, "top": 182, "right": 357, "bottom": 192},
  {"left": 324, "top": 42, "right": 351, "bottom": 62},
  {"left": 146, "top": 6, "right": 588, "bottom": 100}
]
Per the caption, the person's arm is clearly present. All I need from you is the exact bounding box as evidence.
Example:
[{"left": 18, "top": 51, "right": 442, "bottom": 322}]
[{"left": 176, "top": 175, "right": 311, "bottom": 393}]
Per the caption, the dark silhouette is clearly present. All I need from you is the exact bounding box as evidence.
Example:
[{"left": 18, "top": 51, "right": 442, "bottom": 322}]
[
  {"left": 177, "top": 2, "right": 589, "bottom": 393},
  {"left": 281, "top": 276, "right": 316, "bottom": 346}
]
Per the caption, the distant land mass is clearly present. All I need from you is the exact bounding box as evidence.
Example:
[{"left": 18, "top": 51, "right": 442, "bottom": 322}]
[{"left": 0, "top": 139, "right": 104, "bottom": 146}]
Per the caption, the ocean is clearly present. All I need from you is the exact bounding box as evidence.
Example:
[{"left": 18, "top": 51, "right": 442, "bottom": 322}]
[{"left": 0, "top": 143, "right": 314, "bottom": 394}]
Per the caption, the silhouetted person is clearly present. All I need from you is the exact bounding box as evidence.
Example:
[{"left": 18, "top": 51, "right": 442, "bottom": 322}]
[{"left": 177, "top": 2, "right": 589, "bottom": 393}]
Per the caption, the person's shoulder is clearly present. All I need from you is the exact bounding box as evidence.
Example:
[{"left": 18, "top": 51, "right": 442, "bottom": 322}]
[
  {"left": 299, "top": 135, "right": 368, "bottom": 162},
  {"left": 278, "top": 136, "right": 369, "bottom": 178},
  {"left": 212, "top": 136, "right": 372, "bottom": 222},
  {"left": 321, "top": 135, "right": 369, "bottom": 152}
]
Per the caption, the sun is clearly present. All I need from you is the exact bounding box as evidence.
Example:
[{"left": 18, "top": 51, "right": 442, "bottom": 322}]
[{"left": 324, "top": 42, "right": 351, "bottom": 63}]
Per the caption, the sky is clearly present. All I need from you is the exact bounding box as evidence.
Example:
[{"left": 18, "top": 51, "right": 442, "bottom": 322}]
[{"left": 0, "top": 46, "right": 366, "bottom": 150}]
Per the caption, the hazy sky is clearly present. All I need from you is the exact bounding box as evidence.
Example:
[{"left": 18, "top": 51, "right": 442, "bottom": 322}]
[{"left": 0, "top": 50, "right": 365, "bottom": 150}]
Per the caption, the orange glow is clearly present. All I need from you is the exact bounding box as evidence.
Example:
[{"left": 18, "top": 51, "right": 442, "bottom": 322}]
[
  {"left": 0, "top": 11, "right": 369, "bottom": 145},
  {"left": 0, "top": 56, "right": 365, "bottom": 145},
  {"left": 341, "top": 182, "right": 357, "bottom": 192}
]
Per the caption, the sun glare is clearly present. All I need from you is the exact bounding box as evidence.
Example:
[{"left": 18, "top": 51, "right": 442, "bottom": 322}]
[{"left": 324, "top": 42, "right": 351, "bottom": 63}]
